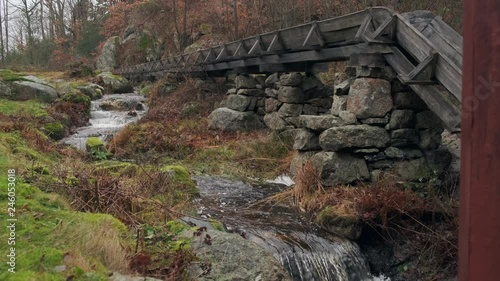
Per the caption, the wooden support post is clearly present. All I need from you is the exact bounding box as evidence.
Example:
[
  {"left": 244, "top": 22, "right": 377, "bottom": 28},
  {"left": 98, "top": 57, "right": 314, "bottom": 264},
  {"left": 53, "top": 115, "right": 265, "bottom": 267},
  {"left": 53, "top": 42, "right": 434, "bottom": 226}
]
[{"left": 459, "top": 0, "right": 500, "bottom": 280}]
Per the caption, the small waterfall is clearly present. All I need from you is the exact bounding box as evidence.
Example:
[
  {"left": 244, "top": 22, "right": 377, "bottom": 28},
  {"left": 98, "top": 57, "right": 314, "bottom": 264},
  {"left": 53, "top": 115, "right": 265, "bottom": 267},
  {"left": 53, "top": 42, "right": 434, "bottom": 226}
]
[
  {"left": 193, "top": 176, "right": 388, "bottom": 281},
  {"left": 61, "top": 93, "right": 147, "bottom": 150}
]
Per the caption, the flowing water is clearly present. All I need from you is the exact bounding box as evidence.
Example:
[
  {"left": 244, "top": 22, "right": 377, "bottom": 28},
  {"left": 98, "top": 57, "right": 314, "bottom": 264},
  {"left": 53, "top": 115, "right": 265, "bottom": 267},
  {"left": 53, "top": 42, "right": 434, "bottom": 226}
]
[
  {"left": 61, "top": 93, "right": 389, "bottom": 280},
  {"left": 192, "top": 176, "right": 389, "bottom": 281},
  {"left": 61, "top": 93, "right": 147, "bottom": 149}
]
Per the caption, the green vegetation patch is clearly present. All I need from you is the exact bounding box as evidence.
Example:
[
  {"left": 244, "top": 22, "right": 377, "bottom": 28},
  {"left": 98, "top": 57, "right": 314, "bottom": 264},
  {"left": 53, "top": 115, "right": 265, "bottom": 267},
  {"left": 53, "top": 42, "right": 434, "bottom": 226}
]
[
  {"left": 0, "top": 69, "right": 28, "bottom": 82},
  {"left": 43, "top": 122, "right": 65, "bottom": 140},
  {"left": 0, "top": 99, "right": 48, "bottom": 117},
  {"left": 61, "top": 91, "right": 91, "bottom": 111}
]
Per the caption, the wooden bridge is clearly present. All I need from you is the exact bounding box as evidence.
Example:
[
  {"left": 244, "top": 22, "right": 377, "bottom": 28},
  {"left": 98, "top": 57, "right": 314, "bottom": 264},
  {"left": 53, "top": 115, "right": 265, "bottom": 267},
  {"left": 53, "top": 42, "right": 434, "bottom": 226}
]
[{"left": 114, "top": 7, "right": 462, "bottom": 132}]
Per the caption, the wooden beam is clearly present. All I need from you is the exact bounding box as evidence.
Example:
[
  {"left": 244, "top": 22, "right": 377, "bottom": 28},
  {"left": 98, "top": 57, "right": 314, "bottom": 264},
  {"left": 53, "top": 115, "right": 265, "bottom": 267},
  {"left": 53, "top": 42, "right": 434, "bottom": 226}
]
[
  {"left": 354, "top": 14, "right": 372, "bottom": 42},
  {"left": 459, "top": 0, "right": 500, "bottom": 280},
  {"left": 259, "top": 62, "right": 329, "bottom": 73},
  {"left": 203, "top": 48, "right": 216, "bottom": 63},
  {"left": 303, "top": 22, "right": 326, "bottom": 47},
  {"left": 350, "top": 53, "right": 386, "bottom": 68},
  {"left": 365, "top": 15, "right": 396, "bottom": 43},
  {"left": 234, "top": 41, "right": 248, "bottom": 57},
  {"left": 248, "top": 35, "right": 266, "bottom": 55},
  {"left": 401, "top": 52, "right": 438, "bottom": 84},
  {"left": 385, "top": 47, "right": 460, "bottom": 132},
  {"left": 266, "top": 32, "right": 286, "bottom": 53}
]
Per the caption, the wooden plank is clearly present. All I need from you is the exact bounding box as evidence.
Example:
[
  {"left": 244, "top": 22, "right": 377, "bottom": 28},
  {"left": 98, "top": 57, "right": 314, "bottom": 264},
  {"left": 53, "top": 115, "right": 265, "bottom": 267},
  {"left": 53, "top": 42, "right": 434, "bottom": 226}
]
[
  {"left": 350, "top": 53, "right": 386, "bottom": 68},
  {"left": 385, "top": 47, "right": 461, "bottom": 131},
  {"left": 259, "top": 63, "right": 328, "bottom": 73},
  {"left": 460, "top": 0, "right": 500, "bottom": 279},
  {"left": 421, "top": 19, "right": 463, "bottom": 68},
  {"left": 396, "top": 15, "right": 462, "bottom": 100}
]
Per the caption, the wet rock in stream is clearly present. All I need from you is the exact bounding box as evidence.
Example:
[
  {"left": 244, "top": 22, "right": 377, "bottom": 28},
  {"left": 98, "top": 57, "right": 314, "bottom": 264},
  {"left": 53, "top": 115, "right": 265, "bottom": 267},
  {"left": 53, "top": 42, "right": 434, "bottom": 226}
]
[{"left": 192, "top": 176, "right": 385, "bottom": 281}]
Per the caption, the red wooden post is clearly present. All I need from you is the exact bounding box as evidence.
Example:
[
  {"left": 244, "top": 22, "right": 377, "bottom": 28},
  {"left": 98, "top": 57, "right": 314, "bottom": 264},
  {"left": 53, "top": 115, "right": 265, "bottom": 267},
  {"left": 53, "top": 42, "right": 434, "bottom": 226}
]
[{"left": 459, "top": 0, "right": 500, "bottom": 280}]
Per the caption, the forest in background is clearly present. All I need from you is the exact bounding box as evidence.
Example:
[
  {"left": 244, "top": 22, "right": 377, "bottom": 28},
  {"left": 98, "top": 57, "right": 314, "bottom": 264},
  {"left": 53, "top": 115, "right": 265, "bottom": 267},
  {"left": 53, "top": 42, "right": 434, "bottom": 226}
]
[{"left": 0, "top": 0, "right": 463, "bottom": 71}]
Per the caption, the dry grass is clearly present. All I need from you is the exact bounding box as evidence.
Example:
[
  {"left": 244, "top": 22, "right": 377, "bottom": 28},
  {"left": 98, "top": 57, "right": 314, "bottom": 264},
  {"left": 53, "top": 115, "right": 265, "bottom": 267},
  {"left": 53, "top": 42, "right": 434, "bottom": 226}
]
[{"left": 268, "top": 162, "right": 459, "bottom": 279}]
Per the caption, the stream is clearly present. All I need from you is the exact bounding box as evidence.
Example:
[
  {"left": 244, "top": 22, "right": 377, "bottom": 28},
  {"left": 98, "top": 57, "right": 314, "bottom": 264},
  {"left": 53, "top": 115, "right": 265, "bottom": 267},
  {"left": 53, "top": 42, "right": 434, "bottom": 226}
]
[
  {"left": 192, "top": 176, "right": 389, "bottom": 281},
  {"left": 62, "top": 93, "right": 388, "bottom": 280},
  {"left": 61, "top": 93, "right": 147, "bottom": 150}
]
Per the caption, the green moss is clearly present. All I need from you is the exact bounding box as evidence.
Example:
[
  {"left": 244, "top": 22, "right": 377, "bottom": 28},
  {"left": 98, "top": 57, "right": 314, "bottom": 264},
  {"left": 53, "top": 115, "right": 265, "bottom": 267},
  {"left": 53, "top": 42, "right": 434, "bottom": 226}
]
[
  {"left": 160, "top": 165, "right": 197, "bottom": 193},
  {"left": 61, "top": 92, "right": 91, "bottom": 114},
  {"left": 0, "top": 179, "right": 131, "bottom": 280},
  {"left": 43, "top": 122, "right": 65, "bottom": 140},
  {"left": 0, "top": 99, "right": 48, "bottom": 117},
  {"left": 166, "top": 220, "right": 189, "bottom": 235},
  {"left": 0, "top": 69, "right": 28, "bottom": 82},
  {"left": 85, "top": 137, "right": 104, "bottom": 151},
  {"left": 94, "top": 160, "right": 139, "bottom": 175},
  {"left": 209, "top": 219, "right": 225, "bottom": 231}
]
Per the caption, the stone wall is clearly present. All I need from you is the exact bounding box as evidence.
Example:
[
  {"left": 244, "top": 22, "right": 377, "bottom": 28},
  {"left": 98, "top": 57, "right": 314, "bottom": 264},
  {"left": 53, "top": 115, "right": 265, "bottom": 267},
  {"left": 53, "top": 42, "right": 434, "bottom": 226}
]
[{"left": 209, "top": 66, "right": 451, "bottom": 185}]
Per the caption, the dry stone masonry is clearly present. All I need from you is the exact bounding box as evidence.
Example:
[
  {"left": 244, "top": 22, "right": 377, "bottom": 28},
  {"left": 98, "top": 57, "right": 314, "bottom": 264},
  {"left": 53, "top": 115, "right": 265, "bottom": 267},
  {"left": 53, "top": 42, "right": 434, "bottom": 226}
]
[{"left": 209, "top": 65, "right": 452, "bottom": 185}]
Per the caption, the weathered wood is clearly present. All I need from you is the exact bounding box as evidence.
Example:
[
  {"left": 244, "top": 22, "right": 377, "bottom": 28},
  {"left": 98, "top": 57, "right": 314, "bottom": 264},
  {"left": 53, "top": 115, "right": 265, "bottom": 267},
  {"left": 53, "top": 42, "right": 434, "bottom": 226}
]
[
  {"left": 402, "top": 52, "right": 438, "bottom": 83},
  {"left": 396, "top": 15, "right": 462, "bottom": 100},
  {"left": 421, "top": 18, "right": 462, "bottom": 68},
  {"left": 259, "top": 63, "right": 328, "bottom": 73},
  {"left": 350, "top": 53, "right": 386, "bottom": 68},
  {"left": 460, "top": 0, "right": 500, "bottom": 279},
  {"left": 385, "top": 47, "right": 460, "bottom": 131}
]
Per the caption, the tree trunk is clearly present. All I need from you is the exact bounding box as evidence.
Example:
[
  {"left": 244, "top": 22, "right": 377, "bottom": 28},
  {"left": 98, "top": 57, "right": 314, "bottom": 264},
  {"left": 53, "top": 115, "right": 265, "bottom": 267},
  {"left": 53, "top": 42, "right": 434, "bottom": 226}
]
[{"left": 233, "top": 0, "right": 238, "bottom": 39}]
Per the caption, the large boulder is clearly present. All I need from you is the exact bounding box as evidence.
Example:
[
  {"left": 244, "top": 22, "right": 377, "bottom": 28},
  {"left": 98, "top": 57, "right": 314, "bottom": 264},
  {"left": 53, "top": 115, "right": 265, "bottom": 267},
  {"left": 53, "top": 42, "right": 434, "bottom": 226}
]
[
  {"left": 97, "top": 72, "right": 133, "bottom": 93},
  {"left": 347, "top": 78, "right": 392, "bottom": 119},
  {"left": 0, "top": 80, "right": 13, "bottom": 99},
  {"left": 11, "top": 80, "right": 58, "bottom": 103},
  {"left": 278, "top": 87, "right": 304, "bottom": 103},
  {"left": 208, "top": 108, "right": 264, "bottom": 131},
  {"left": 290, "top": 151, "right": 317, "bottom": 176},
  {"left": 264, "top": 112, "right": 287, "bottom": 131},
  {"left": 389, "top": 110, "right": 415, "bottom": 129},
  {"left": 279, "top": 73, "right": 303, "bottom": 87},
  {"left": 189, "top": 230, "right": 291, "bottom": 281},
  {"left": 235, "top": 75, "right": 257, "bottom": 89},
  {"left": 320, "top": 125, "right": 390, "bottom": 151},
  {"left": 78, "top": 83, "right": 105, "bottom": 100},
  {"left": 99, "top": 95, "right": 146, "bottom": 111},
  {"left": 226, "top": 94, "right": 251, "bottom": 111},
  {"left": 298, "top": 115, "right": 344, "bottom": 131},
  {"left": 310, "top": 152, "right": 370, "bottom": 186},
  {"left": 96, "top": 36, "right": 120, "bottom": 71},
  {"left": 293, "top": 129, "right": 320, "bottom": 151},
  {"left": 278, "top": 103, "right": 303, "bottom": 117}
]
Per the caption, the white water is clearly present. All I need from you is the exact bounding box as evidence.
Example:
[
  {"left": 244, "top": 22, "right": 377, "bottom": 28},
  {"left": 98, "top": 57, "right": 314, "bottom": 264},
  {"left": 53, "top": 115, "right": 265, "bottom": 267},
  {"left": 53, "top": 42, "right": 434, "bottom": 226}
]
[{"left": 61, "top": 93, "right": 148, "bottom": 150}]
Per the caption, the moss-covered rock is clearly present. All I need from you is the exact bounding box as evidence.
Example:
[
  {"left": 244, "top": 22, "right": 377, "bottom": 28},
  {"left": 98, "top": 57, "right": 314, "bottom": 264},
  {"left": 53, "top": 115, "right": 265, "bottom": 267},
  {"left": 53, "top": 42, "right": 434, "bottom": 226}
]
[
  {"left": 97, "top": 72, "right": 133, "bottom": 94},
  {"left": 160, "top": 165, "right": 196, "bottom": 190},
  {"left": 78, "top": 83, "right": 105, "bottom": 100},
  {"left": 61, "top": 91, "right": 92, "bottom": 116},
  {"left": 86, "top": 137, "right": 104, "bottom": 152},
  {"left": 316, "top": 206, "right": 362, "bottom": 240},
  {"left": 43, "top": 122, "right": 65, "bottom": 140}
]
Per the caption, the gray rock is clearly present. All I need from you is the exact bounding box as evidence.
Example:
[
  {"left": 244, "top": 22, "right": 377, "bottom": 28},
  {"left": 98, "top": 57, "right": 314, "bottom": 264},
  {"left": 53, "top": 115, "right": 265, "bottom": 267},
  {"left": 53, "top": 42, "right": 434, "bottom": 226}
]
[
  {"left": 278, "top": 128, "right": 303, "bottom": 146},
  {"left": 285, "top": 117, "right": 302, "bottom": 127},
  {"left": 208, "top": 108, "right": 264, "bottom": 131},
  {"left": 419, "top": 129, "right": 442, "bottom": 150},
  {"left": 278, "top": 87, "right": 304, "bottom": 103},
  {"left": 393, "top": 158, "right": 429, "bottom": 181},
  {"left": 363, "top": 152, "right": 386, "bottom": 162},
  {"left": 265, "top": 88, "right": 278, "bottom": 98},
  {"left": 227, "top": 88, "right": 237, "bottom": 95},
  {"left": 338, "top": 111, "right": 358, "bottom": 125},
  {"left": 415, "top": 111, "right": 444, "bottom": 131},
  {"left": 11, "top": 80, "right": 58, "bottom": 103},
  {"left": 307, "top": 97, "right": 333, "bottom": 109},
  {"left": 290, "top": 151, "right": 317, "bottom": 176},
  {"left": 334, "top": 80, "right": 350, "bottom": 95},
  {"left": 265, "top": 73, "right": 279, "bottom": 88},
  {"left": 320, "top": 125, "right": 390, "bottom": 151},
  {"left": 226, "top": 94, "right": 251, "bottom": 111},
  {"left": 96, "top": 36, "right": 120, "bottom": 71},
  {"left": 247, "top": 97, "right": 258, "bottom": 111},
  {"left": 353, "top": 148, "right": 380, "bottom": 154},
  {"left": 254, "top": 75, "right": 267, "bottom": 86},
  {"left": 302, "top": 104, "right": 318, "bottom": 115},
  {"left": 280, "top": 73, "right": 303, "bottom": 87},
  {"left": 278, "top": 103, "right": 303, "bottom": 117},
  {"left": 100, "top": 97, "right": 144, "bottom": 111},
  {"left": 385, "top": 147, "right": 424, "bottom": 159},
  {"left": 301, "top": 76, "right": 323, "bottom": 92},
  {"left": 390, "top": 129, "right": 420, "bottom": 147},
  {"left": 331, "top": 95, "right": 348, "bottom": 116},
  {"left": 310, "top": 152, "right": 370, "bottom": 185},
  {"left": 235, "top": 75, "right": 257, "bottom": 89},
  {"left": 393, "top": 91, "right": 427, "bottom": 111},
  {"left": 78, "top": 83, "right": 104, "bottom": 100},
  {"left": 389, "top": 110, "right": 415, "bottom": 129},
  {"left": 264, "top": 112, "right": 287, "bottom": 130},
  {"left": 0, "top": 80, "right": 13, "bottom": 98},
  {"left": 370, "top": 170, "right": 384, "bottom": 182},
  {"left": 189, "top": 230, "right": 291, "bottom": 281},
  {"left": 97, "top": 72, "right": 133, "bottom": 93},
  {"left": 265, "top": 98, "right": 282, "bottom": 113},
  {"left": 293, "top": 129, "right": 320, "bottom": 151},
  {"left": 298, "top": 115, "right": 344, "bottom": 131},
  {"left": 347, "top": 78, "right": 392, "bottom": 119},
  {"left": 360, "top": 115, "right": 390, "bottom": 126},
  {"left": 425, "top": 147, "right": 452, "bottom": 175},
  {"left": 237, "top": 89, "right": 265, "bottom": 97},
  {"left": 370, "top": 160, "right": 394, "bottom": 170}
]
